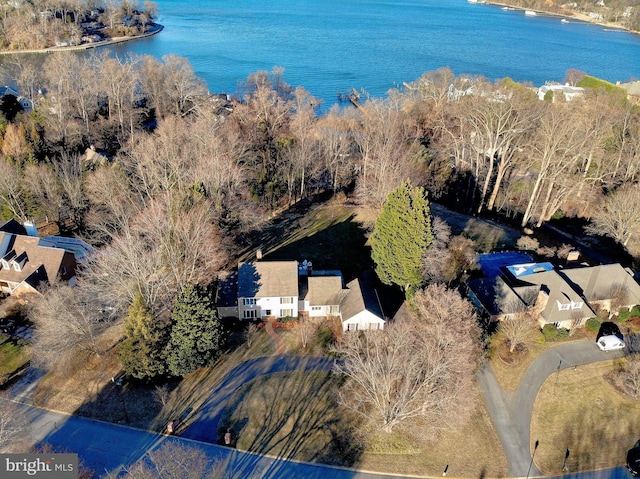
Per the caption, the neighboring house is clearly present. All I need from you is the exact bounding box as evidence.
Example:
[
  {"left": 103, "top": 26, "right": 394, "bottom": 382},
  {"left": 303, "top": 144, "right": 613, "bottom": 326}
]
[
  {"left": 0, "top": 86, "right": 34, "bottom": 112},
  {"left": 468, "top": 256, "right": 640, "bottom": 330},
  {"left": 562, "top": 263, "right": 640, "bottom": 315},
  {"left": 0, "top": 232, "right": 77, "bottom": 296},
  {"left": 537, "top": 84, "right": 585, "bottom": 102},
  {"left": 222, "top": 259, "right": 386, "bottom": 331}
]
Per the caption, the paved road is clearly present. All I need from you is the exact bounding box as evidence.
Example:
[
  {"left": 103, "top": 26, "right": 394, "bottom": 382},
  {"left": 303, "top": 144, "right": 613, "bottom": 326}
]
[
  {"left": 477, "top": 338, "right": 629, "bottom": 478},
  {"left": 4, "top": 395, "right": 410, "bottom": 479}
]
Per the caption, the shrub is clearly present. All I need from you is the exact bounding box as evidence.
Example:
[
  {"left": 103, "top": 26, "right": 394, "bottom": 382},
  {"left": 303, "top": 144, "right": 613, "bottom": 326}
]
[
  {"left": 516, "top": 236, "right": 540, "bottom": 252},
  {"left": 618, "top": 305, "right": 640, "bottom": 323},
  {"left": 586, "top": 317, "right": 603, "bottom": 332},
  {"left": 542, "top": 325, "right": 570, "bottom": 340},
  {"left": 316, "top": 326, "right": 334, "bottom": 352}
]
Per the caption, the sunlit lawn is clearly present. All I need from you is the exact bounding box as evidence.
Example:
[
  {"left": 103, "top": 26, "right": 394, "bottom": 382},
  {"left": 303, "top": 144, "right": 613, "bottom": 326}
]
[
  {"left": 531, "top": 360, "right": 640, "bottom": 474},
  {"left": 0, "top": 334, "right": 29, "bottom": 380},
  {"left": 219, "top": 372, "right": 509, "bottom": 477}
]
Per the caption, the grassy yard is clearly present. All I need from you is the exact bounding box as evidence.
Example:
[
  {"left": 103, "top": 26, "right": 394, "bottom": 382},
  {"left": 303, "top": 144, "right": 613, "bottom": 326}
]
[
  {"left": 531, "top": 360, "right": 640, "bottom": 474},
  {"left": 218, "top": 371, "right": 509, "bottom": 477},
  {"left": 241, "top": 199, "right": 375, "bottom": 281},
  {"left": 0, "top": 334, "right": 30, "bottom": 383},
  {"left": 488, "top": 327, "right": 597, "bottom": 391}
]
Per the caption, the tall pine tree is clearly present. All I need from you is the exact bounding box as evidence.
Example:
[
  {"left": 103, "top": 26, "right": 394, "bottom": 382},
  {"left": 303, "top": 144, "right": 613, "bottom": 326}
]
[
  {"left": 120, "top": 294, "right": 170, "bottom": 379},
  {"left": 167, "top": 284, "right": 222, "bottom": 377},
  {"left": 370, "top": 180, "right": 433, "bottom": 295}
]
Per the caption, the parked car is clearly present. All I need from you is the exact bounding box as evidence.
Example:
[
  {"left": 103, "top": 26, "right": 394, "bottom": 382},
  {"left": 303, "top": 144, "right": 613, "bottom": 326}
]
[
  {"left": 627, "top": 439, "right": 640, "bottom": 477},
  {"left": 596, "top": 321, "right": 625, "bottom": 351}
]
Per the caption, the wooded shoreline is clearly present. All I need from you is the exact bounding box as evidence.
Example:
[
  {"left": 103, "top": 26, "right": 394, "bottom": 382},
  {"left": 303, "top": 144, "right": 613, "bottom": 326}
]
[
  {"left": 483, "top": 0, "right": 640, "bottom": 36},
  {"left": 0, "top": 23, "right": 163, "bottom": 56}
]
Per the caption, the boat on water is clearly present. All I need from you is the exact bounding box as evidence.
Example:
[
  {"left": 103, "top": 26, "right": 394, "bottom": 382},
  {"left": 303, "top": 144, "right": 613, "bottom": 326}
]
[
  {"left": 501, "top": 6, "right": 515, "bottom": 10},
  {"left": 561, "top": 18, "right": 569, "bottom": 23},
  {"left": 525, "top": 10, "right": 537, "bottom": 16}
]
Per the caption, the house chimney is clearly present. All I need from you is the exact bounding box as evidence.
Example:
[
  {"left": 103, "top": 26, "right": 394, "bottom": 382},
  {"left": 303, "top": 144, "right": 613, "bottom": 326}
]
[{"left": 256, "top": 249, "right": 263, "bottom": 260}]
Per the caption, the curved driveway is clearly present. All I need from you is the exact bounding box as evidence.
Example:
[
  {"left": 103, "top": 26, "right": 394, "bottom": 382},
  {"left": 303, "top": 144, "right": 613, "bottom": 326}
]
[{"left": 477, "top": 338, "right": 629, "bottom": 477}]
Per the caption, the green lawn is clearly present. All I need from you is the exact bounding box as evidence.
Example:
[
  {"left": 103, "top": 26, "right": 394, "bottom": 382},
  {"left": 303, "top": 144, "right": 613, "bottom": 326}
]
[
  {"left": 0, "top": 334, "right": 30, "bottom": 382},
  {"left": 242, "top": 201, "right": 373, "bottom": 281}
]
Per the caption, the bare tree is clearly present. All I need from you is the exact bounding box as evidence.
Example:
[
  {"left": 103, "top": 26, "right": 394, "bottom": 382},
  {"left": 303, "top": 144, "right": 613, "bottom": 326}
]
[
  {"left": 122, "top": 441, "right": 225, "bottom": 479},
  {"left": 23, "top": 161, "right": 63, "bottom": 223},
  {"left": 0, "top": 399, "right": 29, "bottom": 453},
  {"left": 0, "top": 156, "right": 29, "bottom": 220},
  {"left": 83, "top": 193, "right": 226, "bottom": 315},
  {"left": 84, "top": 162, "right": 141, "bottom": 244},
  {"left": 421, "top": 217, "right": 451, "bottom": 284},
  {"left": 334, "top": 284, "right": 482, "bottom": 435},
  {"left": 587, "top": 184, "right": 640, "bottom": 248},
  {"left": 297, "top": 316, "right": 316, "bottom": 349},
  {"left": 352, "top": 98, "right": 416, "bottom": 206},
  {"left": 244, "top": 322, "right": 260, "bottom": 349},
  {"left": 619, "top": 356, "right": 640, "bottom": 400},
  {"left": 499, "top": 309, "right": 535, "bottom": 353},
  {"left": 28, "top": 282, "right": 108, "bottom": 371}
]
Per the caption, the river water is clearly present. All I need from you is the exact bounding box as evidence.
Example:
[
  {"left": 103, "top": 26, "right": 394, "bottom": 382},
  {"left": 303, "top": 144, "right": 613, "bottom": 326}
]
[
  {"left": 106, "top": 0, "right": 640, "bottom": 106},
  {"left": 8, "top": 0, "right": 640, "bottom": 108}
]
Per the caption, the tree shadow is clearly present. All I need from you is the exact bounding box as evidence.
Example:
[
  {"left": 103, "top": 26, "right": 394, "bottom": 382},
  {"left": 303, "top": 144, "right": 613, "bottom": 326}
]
[
  {"left": 237, "top": 263, "right": 262, "bottom": 298},
  {"left": 218, "top": 370, "right": 364, "bottom": 471}
]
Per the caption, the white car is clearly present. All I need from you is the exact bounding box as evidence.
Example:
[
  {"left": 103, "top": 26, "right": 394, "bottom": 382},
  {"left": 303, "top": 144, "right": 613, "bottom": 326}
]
[{"left": 596, "top": 334, "right": 625, "bottom": 351}]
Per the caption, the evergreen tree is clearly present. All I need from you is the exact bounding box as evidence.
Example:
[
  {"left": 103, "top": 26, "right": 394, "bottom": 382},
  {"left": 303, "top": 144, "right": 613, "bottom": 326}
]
[
  {"left": 370, "top": 180, "right": 433, "bottom": 294},
  {"left": 119, "top": 294, "right": 170, "bottom": 379},
  {"left": 167, "top": 284, "right": 222, "bottom": 377}
]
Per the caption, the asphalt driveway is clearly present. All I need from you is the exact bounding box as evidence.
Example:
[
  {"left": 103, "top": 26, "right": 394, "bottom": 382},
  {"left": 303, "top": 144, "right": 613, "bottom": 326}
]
[{"left": 477, "top": 338, "right": 629, "bottom": 477}]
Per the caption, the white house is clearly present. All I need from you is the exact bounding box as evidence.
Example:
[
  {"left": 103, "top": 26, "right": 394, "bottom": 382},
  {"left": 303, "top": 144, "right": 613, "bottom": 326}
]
[
  {"left": 537, "top": 84, "right": 585, "bottom": 102},
  {"left": 229, "top": 259, "right": 385, "bottom": 331},
  {"left": 237, "top": 261, "right": 299, "bottom": 320},
  {"left": 340, "top": 278, "right": 386, "bottom": 332}
]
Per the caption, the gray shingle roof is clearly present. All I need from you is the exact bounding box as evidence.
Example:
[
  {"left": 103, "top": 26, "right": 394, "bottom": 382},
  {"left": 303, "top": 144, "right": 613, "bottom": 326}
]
[
  {"left": 341, "top": 277, "right": 384, "bottom": 321},
  {"left": 562, "top": 263, "right": 640, "bottom": 305},
  {"left": 305, "top": 276, "right": 344, "bottom": 306},
  {"left": 237, "top": 261, "right": 298, "bottom": 298}
]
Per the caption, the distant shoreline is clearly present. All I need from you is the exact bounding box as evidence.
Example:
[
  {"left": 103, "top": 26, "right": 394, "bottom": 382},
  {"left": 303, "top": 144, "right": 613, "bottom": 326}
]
[
  {"left": 0, "top": 23, "right": 164, "bottom": 56},
  {"left": 483, "top": 1, "right": 639, "bottom": 36}
]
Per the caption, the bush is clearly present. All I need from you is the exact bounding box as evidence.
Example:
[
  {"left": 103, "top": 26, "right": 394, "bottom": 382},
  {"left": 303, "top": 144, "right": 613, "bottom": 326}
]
[
  {"left": 542, "top": 325, "right": 570, "bottom": 340},
  {"left": 586, "top": 317, "right": 603, "bottom": 332},
  {"left": 316, "top": 326, "right": 334, "bottom": 352},
  {"left": 618, "top": 305, "right": 640, "bottom": 323}
]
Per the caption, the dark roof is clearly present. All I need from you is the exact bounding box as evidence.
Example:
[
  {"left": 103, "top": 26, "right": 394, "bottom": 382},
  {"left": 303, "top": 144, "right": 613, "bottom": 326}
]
[{"left": 0, "top": 219, "right": 27, "bottom": 235}]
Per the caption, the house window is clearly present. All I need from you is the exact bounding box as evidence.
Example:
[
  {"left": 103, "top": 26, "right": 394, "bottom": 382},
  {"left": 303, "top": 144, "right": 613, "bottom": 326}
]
[
  {"left": 280, "top": 297, "right": 293, "bottom": 304},
  {"left": 571, "top": 301, "right": 583, "bottom": 309},
  {"left": 243, "top": 310, "right": 257, "bottom": 319},
  {"left": 243, "top": 298, "right": 256, "bottom": 306},
  {"left": 281, "top": 309, "right": 293, "bottom": 317},
  {"left": 265, "top": 309, "right": 272, "bottom": 316},
  {"left": 556, "top": 300, "right": 570, "bottom": 311},
  {"left": 311, "top": 306, "right": 322, "bottom": 311}
]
